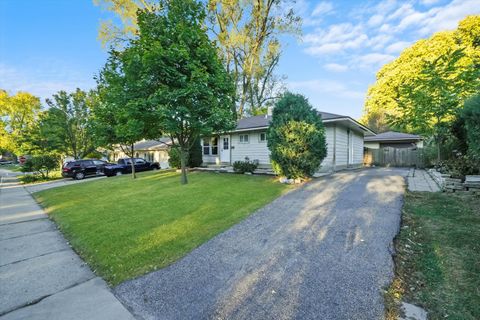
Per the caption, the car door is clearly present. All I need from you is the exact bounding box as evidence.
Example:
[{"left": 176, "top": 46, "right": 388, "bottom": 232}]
[
  {"left": 134, "top": 158, "right": 148, "bottom": 171},
  {"left": 82, "top": 160, "right": 97, "bottom": 176},
  {"left": 92, "top": 160, "right": 106, "bottom": 175}
]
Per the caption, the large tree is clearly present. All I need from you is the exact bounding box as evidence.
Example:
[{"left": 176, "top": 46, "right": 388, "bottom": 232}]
[
  {"left": 97, "top": 0, "right": 235, "bottom": 184},
  {"left": 392, "top": 49, "right": 480, "bottom": 161},
  {"left": 361, "top": 15, "right": 480, "bottom": 133},
  {"left": 0, "top": 90, "right": 41, "bottom": 155},
  {"left": 94, "top": 0, "right": 299, "bottom": 117},
  {"left": 37, "top": 89, "right": 98, "bottom": 159}
]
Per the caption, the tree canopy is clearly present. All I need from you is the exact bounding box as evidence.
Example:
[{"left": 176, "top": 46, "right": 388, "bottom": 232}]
[
  {"left": 361, "top": 15, "right": 480, "bottom": 133},
  {"left": 0, "top": 90, "right": 41, "bottom": 154},
  {"left": 267, "top": 92, "right": 327, "bottom": 179},
  {"left": 97, "top": 0, "right": 236, "bottom": 184}
]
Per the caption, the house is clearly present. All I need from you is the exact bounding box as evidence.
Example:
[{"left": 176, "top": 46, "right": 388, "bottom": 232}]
[
  {"left": 109, "top": 138, "right": 172, "bottom": 169},
  {"left": 364, "top": 131, "right": 423, "bottom": 149},
  {"left": 202, "top": 112, "right": 375, "bottom": 173}
]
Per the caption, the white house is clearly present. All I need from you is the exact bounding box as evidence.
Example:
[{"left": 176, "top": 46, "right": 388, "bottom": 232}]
[
  {"left": 202, "top": 112, "right": 375, "bottom": 173},
  {"left": 109, "top": 138, "right": 172, "bottom": 169}
]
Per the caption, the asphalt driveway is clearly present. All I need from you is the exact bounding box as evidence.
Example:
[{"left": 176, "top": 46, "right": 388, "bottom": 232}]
[{"left": 115, "top": 168, "right": 407, "bottom": 320}]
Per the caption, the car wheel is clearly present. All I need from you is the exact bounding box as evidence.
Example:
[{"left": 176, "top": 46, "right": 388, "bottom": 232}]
[
  {"left": 115, "top": 171, "right": 123, "bottom": 176},
  {"left": 153, "top": 166, "right": 159, "bottom": 170},
  {"left": 75, "top": 172, "right": 85, "bottom": 180}
]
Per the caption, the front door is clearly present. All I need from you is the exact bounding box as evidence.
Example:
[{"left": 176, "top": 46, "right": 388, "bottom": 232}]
[{"left": 220, "top": 135, "right": 230, "bottom": 164}]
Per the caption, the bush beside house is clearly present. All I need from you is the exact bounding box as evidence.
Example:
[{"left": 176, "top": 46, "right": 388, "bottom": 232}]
[{"left": 267, "top": 92, "right": 327, "bottom": 180}]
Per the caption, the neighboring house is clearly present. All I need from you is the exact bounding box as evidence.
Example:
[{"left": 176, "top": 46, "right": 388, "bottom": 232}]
[
  {"left": 364, "top": 131, "right": 423, "bottom": 149},
  {"left": 202, "top": 112, "right": 375, "bottom": 173},
  {"left": 110, "top": 138, "right": 172, "bottom": 169}
]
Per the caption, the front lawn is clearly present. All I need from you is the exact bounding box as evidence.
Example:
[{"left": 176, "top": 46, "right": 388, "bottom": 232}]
[
  {"left": 35, "top": 171, "right": 290, "bottom": 285},
  {"left": 386, "top": 192, "right": 480, "bottom": 319}
]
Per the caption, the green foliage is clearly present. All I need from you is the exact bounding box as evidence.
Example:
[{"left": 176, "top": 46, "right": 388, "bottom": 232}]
[
  {"left": 103, "top": 1, "right": 236, "bottom": 184},
  {"left": 392, "top": 48, "right": 480, "bottom": 161},
  {"left": 22, "top": 154, "right": 60, "bottom": 179},
  {"left": 435, "top": 155, "right": 480, "bottom": 179},
  {"left": 461, "top": 94, "right": 480, "bottom": 160},
  {"left": 233, "top": 158, "right": 258, "bottom": 174},
  {"left": 0, "top": 90, "right": 41, "bottom": 154},
  {"left": 362, "top": 15, "right": 480, "bottom": 133},
  {"left": 168, "top": 147, "right": 182, "bottom": 169},
  {"left": 267, "top": 92, "right": 327, "bottom": 179},
  {"left": 188, "top": 136, "right": 202, "bottom": 167}
]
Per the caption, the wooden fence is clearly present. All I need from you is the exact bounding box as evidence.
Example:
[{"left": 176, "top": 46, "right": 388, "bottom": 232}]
[{"left": 364, "top": 147, "right": 424, "bottom": 168}]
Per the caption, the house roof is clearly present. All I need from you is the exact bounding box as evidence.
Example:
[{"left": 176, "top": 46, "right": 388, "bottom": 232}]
[
  {"left": 118, "top": 138, "right": 172, "bottom": 152},
  {"left": 234, "top": 111, "right": 375, "bottom": 136},
  {"left": 364, "top": 131, "right": 422, "bottom": 142}
]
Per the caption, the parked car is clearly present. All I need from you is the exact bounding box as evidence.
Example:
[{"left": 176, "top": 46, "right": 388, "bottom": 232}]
[
  {"left": 62, "top": 159, "right": 109, "bottom": 180},
  {"left": 103, "top": 158, "right": 160, "bottom": 177},
  {"left": 0, "top": 159, "right": 13, "bottom": 165}
]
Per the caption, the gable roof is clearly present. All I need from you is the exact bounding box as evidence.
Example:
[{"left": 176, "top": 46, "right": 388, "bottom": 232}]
[
  {"left": 364, "top": 131, "right": 422, "bottom": 142},
  {"left": 234, "top": 111, "right": 375, "bottom": 136}
]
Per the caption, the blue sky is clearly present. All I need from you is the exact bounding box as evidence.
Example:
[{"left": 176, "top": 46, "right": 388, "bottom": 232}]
[{"left": 1, "top": 0, "right": 478, "bottom": 119}]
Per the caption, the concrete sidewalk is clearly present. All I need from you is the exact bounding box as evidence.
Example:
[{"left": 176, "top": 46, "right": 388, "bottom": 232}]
[
  {"left": 0, "top": 170, "right": 134, "bottom": 320},
  {"left": 407, "top": 168, "right": 441, "bottom": 192}
]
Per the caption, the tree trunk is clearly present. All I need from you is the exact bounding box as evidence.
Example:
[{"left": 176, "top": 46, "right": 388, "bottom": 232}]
[
  {"left": 130, "top": 144, "right": 136, "bottom": 179},
  {"left": 436, "top": 136, "right": 442, "bottom": 163},
  {"left": 180, "top": 148, "right": 188, "bottom": 185}
]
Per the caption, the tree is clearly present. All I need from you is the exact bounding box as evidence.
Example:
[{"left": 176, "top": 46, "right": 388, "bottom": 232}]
[
  {"left": 462, "top": 94, "right": 480, "bottom": 160},
  {"left": 362, "top": 15, "right": 480, "bottom": 132},
  {"left": 97, "top": 1, "right": 235, "bottom": 184},
  {"left": 94, "top": 0, "right": 299, "bottom": 118},
  {"left": 267, "top": 92, "right": 327, "bottom": 179},
  {"left": 0, "top": 90, "right": 41, "bottom": 155},
  {"left": 392, "top": 48, "right": 480, "bottom": 162},
  {"left": 207, "top": 0, "right": 300, "bottom": 116},
  {"left": 188, "top": 136, "right": 203, "bottom": 167},
  {"left": 94, "top": 0, "right": 155, "bottom": 48},
  {"left": 33, "top": 89, "right": 98, "bottom": 159}
]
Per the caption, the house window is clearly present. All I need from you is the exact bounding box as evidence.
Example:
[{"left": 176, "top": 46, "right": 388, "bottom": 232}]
[
  {"left": 223, "top": 137, "right": 229, "bottom": 150},
  {"left": 239, "top": 134, "right": 249, "bottom": 143},
  {"left": 203, "top": 139, "right": 210, "bottom": 155},
  {"left": 259, "top": 132, "right": 267, "bottom": 142},
  {"left": 211, "top": 137, "right": 218, "bottom": 155}
]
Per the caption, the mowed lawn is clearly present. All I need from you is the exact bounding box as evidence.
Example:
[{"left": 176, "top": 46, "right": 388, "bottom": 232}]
[
  {"left": 35, "top": 171, "right": 290, "bottom": 285},
  {"left": 387, "top": 192, "right": 480, "bottom": 319}
]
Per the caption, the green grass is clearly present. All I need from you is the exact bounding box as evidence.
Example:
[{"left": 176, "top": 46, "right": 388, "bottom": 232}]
[
  {"left": 18, "top": 170, "right": 63, "bottom": 184},
  {"left": 386, "top": 192, "right": 480, "bottom": 320},
  {"left": 35, "top": 171, "right": 290, "bottom": 285}
]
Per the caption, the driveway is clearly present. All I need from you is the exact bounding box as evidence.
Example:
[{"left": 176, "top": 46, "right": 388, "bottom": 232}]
[{"left": 115, "top": 168, "right": 407, "bottom": 320}]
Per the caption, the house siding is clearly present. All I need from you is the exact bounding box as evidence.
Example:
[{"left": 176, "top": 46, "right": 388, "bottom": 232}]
[
  {"left": 231, "top": 131, "right": 270, "bottom": 165},
  {"left": 335, "top": 126, "right": 348, "bottom": 167},
  {"left": 319, "top": 125, "right": 335, "bottom": 172},
  {"left": 352, "top": 131, "right": 364, "bottom": 165}
]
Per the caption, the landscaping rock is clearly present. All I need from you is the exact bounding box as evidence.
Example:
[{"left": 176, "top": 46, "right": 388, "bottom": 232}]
[{"left": 399, "top": 302, "right": 427, "bottom": 320}]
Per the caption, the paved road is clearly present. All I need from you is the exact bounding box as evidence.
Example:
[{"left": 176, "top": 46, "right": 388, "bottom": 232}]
[
  {"left": 115, "top": 168, "right": 407, "bottom": 320},
  {"left": 0, "top": 169, "right": 133, "bottom": 320}
]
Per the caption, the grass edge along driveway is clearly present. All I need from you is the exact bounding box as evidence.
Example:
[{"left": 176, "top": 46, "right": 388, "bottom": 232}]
[
  {"left": 385, "top": 192, "right": 480, "bottom": 320},
  {"left": 35, "top": 171, "right": 291, "bottom": 285}
]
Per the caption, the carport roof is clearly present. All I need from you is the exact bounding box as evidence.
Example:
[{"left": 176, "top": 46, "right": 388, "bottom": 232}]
[{"left": 365, "top": 131, "right": 422, "bottom": 142}]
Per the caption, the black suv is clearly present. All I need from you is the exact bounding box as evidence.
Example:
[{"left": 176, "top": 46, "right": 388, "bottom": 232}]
[
  {"left": 103, "top": 158, "right": 160, "bottom": 177},
  {"left": 62, "top": 159, "right": 108, "bottom": 180}
]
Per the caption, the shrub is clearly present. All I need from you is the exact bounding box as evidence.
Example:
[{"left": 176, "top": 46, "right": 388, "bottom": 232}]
[
  {"left": 168, "top": 147, "right": 182, "bottom": 169},
  {"left": 267, "top": 92, "right": 327, "bottom": 179},
  {"left": 20, "top": 154, "right": 59, "bottom": 180},
  {"left": 233, "top": 158, "right": 258, "bottom": 174},
  {"left": 188, "top": 137, "right": 203, "bottom": 167},
  {"left": 435, "top": 154, "right": 480, "bottom": 179}
]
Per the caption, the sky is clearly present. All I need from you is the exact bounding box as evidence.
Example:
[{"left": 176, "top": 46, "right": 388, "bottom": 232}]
[{"left": 0, "top": 0, "right": 479, "bottom": 119}]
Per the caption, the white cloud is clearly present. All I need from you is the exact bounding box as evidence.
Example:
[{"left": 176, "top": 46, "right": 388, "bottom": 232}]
[
  {"left": 303, "top": 23, "right": 368, "bottom": 55},
  {"left": 324, "top": 63, "right": 348, "bottom": 72},
  {"left": 420, "top": 0, "right": 440, "bottom": 5},
  {"left": 385, "top": 41, "right": 411, "bottom": 54},
  {"left": 368, "top": 14, "right": 384, "bottom": 27},
  {"left": 288, "top": 79, "right": 364, "bottom": 99},
  {"left": 355, "top": 53, "right": 395, "bottom": 68},
  {"left": 312, "top": 2, "right": 334, "bottom": 16}
]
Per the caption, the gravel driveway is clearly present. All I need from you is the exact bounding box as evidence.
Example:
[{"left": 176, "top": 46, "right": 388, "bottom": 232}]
[{"left": 115, "top": 168, "right": 407, "bottom": 320}]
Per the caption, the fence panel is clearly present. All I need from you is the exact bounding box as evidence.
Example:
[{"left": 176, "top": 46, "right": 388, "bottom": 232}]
[{"left": 364, "top": 147, "right": 424, "bottom": 168}]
